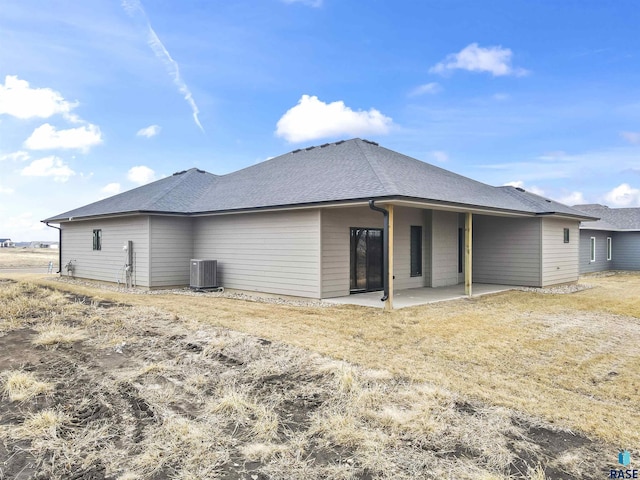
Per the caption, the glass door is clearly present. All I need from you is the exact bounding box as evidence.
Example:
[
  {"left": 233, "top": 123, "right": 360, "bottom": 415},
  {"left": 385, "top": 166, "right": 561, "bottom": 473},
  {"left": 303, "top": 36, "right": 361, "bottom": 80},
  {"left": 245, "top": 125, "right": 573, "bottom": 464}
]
[{"left": 350, "top": 228, "right": 383, "bottom": 293}]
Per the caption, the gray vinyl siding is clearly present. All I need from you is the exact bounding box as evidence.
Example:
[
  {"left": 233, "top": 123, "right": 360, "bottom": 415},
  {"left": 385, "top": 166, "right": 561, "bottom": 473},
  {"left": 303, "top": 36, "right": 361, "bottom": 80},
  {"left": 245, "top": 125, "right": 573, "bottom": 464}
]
[
  {"left": 541, "top": 218, "right": 579, "bottom": 286},
  {"left": 472, "top": 215, "right": 541, "bottom": 287},
  {"left": 431, "top": 210, "right": 458, "bottom": 287},
  {"left": 149, "top": 216, "right": 193, "bottom": 287},
  {"left": 579, "top": 230, "right": 612, "bottom": 273},
  {"left": 193, "top": 209, "right": 321, "bottom": 298},
  {"left": 423, "top": 210, "right": 432, "bottom": 288},
  {"left": 60, "top": 216, "right": 150, "bottom": 286},
  {"left": 392, "top": 207, "right": 428, "bottom": 291},
  {"left": 320, "top": 207, "right": 383, "bottom": 298},
  {"left": 612, "top": 232, "right": 640, "bottom": 270}
]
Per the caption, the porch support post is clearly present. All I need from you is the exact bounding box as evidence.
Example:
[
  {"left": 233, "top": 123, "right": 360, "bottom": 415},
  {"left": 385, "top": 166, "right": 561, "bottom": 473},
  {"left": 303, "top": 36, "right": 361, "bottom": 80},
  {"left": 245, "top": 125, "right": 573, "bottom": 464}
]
[
  {"left": 465, "top": 212, "right": 473, "bottom": 296},
  {"left": 385, "top": 205, "right": 394, "bottom": 311}
]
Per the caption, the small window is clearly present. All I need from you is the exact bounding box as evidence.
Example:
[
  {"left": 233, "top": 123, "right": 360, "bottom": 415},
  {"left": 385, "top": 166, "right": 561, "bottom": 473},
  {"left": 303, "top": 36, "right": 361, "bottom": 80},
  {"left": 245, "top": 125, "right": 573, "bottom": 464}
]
[
  {"left": 563, "top": 228, "right": 570, "bottom": 243},
  {"left": 590, "top": 237, "right": 596, "bottom": 262},
  {"left": 93, "top": 229, "right": 102, "bottom": 251},
  {"left": 458, "top": 228, "right": 463, "bottom": 273},
  {"left": 410, "top": 226, "right": 422, "bottom": 277},
  {"left": 607, "top": 237, "right": 612, "bottom": 261}
]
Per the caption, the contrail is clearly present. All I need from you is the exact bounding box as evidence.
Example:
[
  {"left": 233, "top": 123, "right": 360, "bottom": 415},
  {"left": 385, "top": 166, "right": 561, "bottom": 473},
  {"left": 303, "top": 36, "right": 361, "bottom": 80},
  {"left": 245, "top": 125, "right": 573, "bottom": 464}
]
[{"left": 122, "top": 0, "right": 204, "bottom": 132}]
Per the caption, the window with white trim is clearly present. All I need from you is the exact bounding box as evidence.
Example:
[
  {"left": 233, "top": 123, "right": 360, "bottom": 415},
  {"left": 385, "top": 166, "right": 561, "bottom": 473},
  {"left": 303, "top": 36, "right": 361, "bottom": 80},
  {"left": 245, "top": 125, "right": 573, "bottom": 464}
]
[
  {"left": 590, "top": 237, "right": 596, "bottom": 262},
  {"left": 607, "top": 237, "right": 612, "bottom": 261},
  {"left": 93, "top": 229, "right": 102, "bottom": 251}
]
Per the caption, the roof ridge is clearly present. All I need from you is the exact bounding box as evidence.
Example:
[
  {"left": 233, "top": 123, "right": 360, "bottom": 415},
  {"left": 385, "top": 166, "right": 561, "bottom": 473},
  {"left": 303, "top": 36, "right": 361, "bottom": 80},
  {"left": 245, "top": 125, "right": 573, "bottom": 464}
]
[
  {"left": 354, "top": 139, "right": 396, "bottom": 195},
  {"left": 142, "top": 168, "right": 203, "bottom": 210},
  {"left": 500, "top": 186, "right": 549, "bottom": 211}
]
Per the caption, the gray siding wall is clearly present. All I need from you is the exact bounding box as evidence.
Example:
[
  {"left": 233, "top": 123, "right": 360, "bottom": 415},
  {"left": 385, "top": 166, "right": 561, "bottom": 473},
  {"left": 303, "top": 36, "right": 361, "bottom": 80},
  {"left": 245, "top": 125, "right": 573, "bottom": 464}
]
[
  {"left": 193, "top": 209, "right": 321, "bottom": 298},
  {"left": 393, "top": 207, "right": 429, "bottom": 291},
  {"left": 423, "top": 210, "right": 432, "bottom": 288},
  {"left": 149, "top": 216, "right": 193, "bottom": 287},
  {"left": 612, "top": 232, "right": 640, "bottom": 270},
  {"left": 320, "top": 207, "right": 383, "bottom": 298},
  {"left": 579, "top": 230, "right": 612, "bottom": 274},
  {"left": 431, "top": 210, "right": 459, "bottom": 287},
  {"left": 472, "top": 215, "right": 541, "bottom": 287},
  {"left": 541, "top": 218, "right": 580, "bottom": 286},
  {"left": 320, "top": 206, "right": 430, "bottom": 298},
  {"left": 61, "top": 216, "right": 150, "bottom": 286}
]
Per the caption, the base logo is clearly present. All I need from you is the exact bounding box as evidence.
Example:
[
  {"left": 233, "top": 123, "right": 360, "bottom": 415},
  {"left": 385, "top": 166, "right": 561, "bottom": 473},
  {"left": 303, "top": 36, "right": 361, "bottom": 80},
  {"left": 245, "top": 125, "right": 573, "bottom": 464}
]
[{"left": 610, "top": 450, "right": 638, "bottom": 479}]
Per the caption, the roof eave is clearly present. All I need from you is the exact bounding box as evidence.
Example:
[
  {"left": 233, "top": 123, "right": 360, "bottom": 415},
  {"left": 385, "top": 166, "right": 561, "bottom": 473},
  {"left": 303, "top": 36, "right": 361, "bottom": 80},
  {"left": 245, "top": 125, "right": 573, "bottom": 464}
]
[{"left": 41, "top": 210, "right": 190, "bottom": 223}]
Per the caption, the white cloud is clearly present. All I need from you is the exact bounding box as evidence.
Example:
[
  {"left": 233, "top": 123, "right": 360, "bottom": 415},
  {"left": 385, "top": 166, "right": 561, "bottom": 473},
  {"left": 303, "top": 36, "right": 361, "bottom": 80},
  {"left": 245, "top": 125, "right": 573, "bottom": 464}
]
[
  {"left": 504, "top": 180, "right": 545, "bottom": 196},
  {"left": 429, "top": 150, "right": 449, "bottom": 163},
  {"left": 7, "top": 212, "right": 47, "bottom": 239},
  {"left": 21, "top": 156, "right": 76, "bottom": 182},
  {"left": 430, "top": 43, "right": 528, "bottom": 77},
  {"left": 557, "top": 191, "right": 586, "bottom": 205},
  {"left": 122, "top": 0, "right": 204, "bottom": 132},
  {"left": 275, "top": 95, "right": 393, "bottom": 143},
  {"left": 24, "top": 123, "right": 103, "bottom": 152},
  {"left": 492, "top": 93, "right": 510, "bottom": 101},
  {"left": 409, "top": 82, "right": 442, "bottom": 96},
  {"left": 0, "top": 75, "right": 77, "bottom": 120},
  {"left": 604, "top": 183, "right": 640, "bottom": 207},
  {"left": 101, "top": 183, "right": 122, "bottom": 195},
  {"left": 537, "top": 150, "right": 569, "bottom": 161},
  {"left": 0, "top": 186, "right": 14, "bottom": 194},
  {"left": 281, "top": 0, "right": 322, "bottom": 6},
  {"left": 137, "top": 124, "right": 161, "bottom": 138},
  {"left": 127, "top": 165, "right": 156, "bottom": 185},
  {"left": 620, "top": 131, "right": 640, "bottom": 144},
  {"left": 0, "top": 151, "right": 30, "bottom": 162}
]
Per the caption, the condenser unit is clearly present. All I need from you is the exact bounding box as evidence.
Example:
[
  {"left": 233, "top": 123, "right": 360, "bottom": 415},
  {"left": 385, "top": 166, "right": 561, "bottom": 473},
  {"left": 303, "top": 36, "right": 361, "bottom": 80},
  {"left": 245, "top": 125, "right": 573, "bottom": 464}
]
[{"left": 190, "top": 259, "right": 218, "bottom": 289}]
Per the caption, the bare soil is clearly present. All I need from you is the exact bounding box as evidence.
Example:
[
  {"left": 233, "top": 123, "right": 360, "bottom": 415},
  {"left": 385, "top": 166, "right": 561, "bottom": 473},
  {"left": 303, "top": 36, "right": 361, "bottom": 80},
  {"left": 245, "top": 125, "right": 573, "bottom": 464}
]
[{"left": 0, "top": 279, "right": 625, "bottom": 479}]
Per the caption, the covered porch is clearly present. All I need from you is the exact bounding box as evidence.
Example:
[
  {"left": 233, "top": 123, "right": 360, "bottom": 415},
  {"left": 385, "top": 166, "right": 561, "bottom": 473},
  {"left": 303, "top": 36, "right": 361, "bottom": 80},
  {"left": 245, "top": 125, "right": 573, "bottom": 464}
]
[{"left": 324, "top": 283, "right": 513, "bottom": 309}]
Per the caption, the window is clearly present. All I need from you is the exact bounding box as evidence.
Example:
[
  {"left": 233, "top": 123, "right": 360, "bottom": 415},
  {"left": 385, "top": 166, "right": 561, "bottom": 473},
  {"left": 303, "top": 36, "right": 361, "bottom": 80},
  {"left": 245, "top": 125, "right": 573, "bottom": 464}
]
[
  {"left": 458, "top": 228, "right": 464, "bottom": 273},
  {"left": 590, "top": 237, "right": 596, "bottom": 262},
  {"left": 93, "top": 229, "right": 102, "bottom": 251},
  {"left": 607, "top": 237, "right": 612, "bottom": 261},
  {"left": 563, "top": 228, "right": 570, "bottom": 243},
  {"left": 410, "top": 226, "right": 422, "bottom": 277}
]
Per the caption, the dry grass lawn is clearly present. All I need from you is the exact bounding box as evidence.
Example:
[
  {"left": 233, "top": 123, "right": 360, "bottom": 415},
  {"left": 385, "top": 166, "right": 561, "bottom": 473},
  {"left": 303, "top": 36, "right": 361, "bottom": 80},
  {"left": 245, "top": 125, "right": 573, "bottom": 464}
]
[
  {"left": 0, "top": 247, "right": 58, "bottom": 268},
  {"left": 0, "top": 272, "right": 638, "bottom": 479}
]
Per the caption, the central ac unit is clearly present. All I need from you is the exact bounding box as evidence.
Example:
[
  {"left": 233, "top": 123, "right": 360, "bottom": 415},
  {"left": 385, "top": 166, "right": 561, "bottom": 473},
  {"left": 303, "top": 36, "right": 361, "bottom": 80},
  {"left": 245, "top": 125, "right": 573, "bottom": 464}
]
[{"left": 190, "top": 259, "right": 218, "bottom": 289}]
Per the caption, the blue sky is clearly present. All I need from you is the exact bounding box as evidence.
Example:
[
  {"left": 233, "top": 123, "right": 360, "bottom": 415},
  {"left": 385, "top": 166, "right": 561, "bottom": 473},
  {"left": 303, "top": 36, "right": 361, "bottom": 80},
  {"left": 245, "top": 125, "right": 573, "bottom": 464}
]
[{"left": 1, "top": 0, "right": 640, "bottom": 241}]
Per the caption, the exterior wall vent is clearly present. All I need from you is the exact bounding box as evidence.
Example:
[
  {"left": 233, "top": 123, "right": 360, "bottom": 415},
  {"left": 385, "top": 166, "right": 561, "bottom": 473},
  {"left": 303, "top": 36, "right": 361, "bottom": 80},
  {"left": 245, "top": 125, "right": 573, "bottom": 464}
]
[{"left": 190, "top": 259, "right": 218, "bottom": 289}]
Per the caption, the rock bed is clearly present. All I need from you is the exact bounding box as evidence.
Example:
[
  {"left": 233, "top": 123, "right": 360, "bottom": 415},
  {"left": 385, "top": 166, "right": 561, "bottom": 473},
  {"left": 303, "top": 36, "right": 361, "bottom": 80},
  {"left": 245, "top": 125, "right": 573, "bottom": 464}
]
[
  {"left": 515, "top": 283, "right": 594, "bottom": 294},
  {"left": 52, "top": 276, "right": 331, "bottom": 308}
]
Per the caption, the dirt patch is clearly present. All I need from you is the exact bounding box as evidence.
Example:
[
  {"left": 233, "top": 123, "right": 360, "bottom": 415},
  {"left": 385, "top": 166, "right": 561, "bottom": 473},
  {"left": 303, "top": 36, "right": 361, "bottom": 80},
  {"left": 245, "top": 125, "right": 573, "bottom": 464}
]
[{"left": 0, "top": 280, "right": 624, "bottom": 479}]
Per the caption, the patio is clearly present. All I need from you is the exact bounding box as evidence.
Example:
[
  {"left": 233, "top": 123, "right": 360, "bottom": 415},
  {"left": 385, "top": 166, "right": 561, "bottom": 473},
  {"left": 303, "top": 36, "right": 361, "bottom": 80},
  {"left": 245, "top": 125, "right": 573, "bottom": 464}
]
[{"left": 324, "top": 283, "right": 514, "bottom": 309}]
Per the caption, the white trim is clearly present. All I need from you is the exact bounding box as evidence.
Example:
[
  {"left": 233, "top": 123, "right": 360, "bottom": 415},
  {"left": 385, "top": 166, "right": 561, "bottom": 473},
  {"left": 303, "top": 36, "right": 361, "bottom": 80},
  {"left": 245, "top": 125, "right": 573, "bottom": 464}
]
[
  {"left": 607, "top": 236, "right": 612, "bottom": 261},
  {"left": 590, "top": 236, "right": 596, "bottom": 262}
]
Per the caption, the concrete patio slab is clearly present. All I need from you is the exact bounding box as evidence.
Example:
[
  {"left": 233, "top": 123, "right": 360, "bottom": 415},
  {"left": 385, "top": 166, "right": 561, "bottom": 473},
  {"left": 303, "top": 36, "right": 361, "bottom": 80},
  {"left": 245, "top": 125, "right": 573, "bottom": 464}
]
[{"left": 324, "top": 283, "right": 513, "bottom": 309}]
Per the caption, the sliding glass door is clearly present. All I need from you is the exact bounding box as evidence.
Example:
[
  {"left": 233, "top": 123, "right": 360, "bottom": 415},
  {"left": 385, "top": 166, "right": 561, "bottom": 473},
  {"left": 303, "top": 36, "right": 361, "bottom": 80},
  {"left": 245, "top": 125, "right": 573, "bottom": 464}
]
[{"left": 350, "top": 228, "right": 383, "bottom": 293}]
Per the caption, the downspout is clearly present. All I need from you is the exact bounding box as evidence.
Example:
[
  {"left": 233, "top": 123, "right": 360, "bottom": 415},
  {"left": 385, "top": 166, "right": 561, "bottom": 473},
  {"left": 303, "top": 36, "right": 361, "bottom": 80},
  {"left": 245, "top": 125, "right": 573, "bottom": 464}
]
[
  {"left": 45, "top": 222, "right": 62, "bottom": 274},
  {"left": 368, "top": 200, "right": 389, "bottom": 302}
]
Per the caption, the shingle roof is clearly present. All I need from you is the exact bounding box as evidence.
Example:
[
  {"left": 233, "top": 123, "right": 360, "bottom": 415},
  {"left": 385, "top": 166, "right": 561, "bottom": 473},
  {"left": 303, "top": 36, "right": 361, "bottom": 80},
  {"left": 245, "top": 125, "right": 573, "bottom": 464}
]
[
  {"left": 573, "top": 204, "right": 640, "bottom": 231},
  {"left": 44, "top": 139, "right": 594, "bottom": 222}
]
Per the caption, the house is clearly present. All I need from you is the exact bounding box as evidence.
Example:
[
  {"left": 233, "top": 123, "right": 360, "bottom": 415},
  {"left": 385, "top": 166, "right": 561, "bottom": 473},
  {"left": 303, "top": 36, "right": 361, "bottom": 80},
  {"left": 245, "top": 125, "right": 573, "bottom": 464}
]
[
  {"left": 0, "top": 238, "right": 15, "bottom": 248},
  {"left": 30, "top": 241, "right": 53, "bottom": 248},
  {"left": 572, "top": 204, "right": 640, "bottom": 273},
  {"left": 43, "top": 138, "right": 595, "bottom": 307}
]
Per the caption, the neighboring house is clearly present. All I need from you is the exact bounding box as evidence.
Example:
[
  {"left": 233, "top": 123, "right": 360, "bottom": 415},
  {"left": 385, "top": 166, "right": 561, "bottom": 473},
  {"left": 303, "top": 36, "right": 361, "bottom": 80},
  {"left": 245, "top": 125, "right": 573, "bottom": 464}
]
[
  {"left": 30, "top": 242, "right": 52, "bottom": 248},
  {"left": 572, "top": 204, "right": 640, "bottom": 273},
  {"left": 0, "top": 238, "right": 15, "bottom": 248},
  {"left": 43, "top": 139, "right": 594, "bottom": 302}
]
